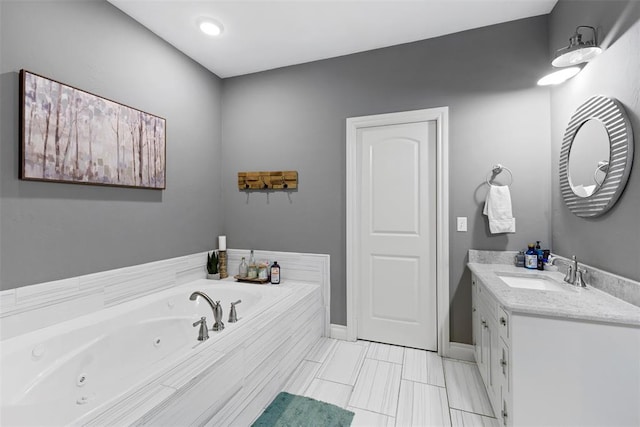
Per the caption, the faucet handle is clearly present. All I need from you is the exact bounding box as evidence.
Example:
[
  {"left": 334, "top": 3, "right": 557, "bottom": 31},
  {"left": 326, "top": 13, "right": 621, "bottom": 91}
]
[
  {"left": 229, "top": 300, "right": 241, "bottom": 323},
  {"left": 576, "top": 268, "right": 588, "bottom": 288},
  {"left": 193, "top": 316, "right": 209, "bottom": 341},
  {"left": 564, "top": 264, "right": 574, "bottom": 283}
]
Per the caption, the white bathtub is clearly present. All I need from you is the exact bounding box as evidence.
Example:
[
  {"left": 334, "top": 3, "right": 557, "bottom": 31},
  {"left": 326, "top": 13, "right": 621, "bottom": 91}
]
[{"left": 0, "top": 280, "right": 289, "bottom": 426}]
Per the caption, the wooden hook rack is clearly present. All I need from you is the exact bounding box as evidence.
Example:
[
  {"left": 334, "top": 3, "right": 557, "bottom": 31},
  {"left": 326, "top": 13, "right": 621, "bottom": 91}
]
[{"left": 237, "top": 171, "right": 298, "bottom": 190}]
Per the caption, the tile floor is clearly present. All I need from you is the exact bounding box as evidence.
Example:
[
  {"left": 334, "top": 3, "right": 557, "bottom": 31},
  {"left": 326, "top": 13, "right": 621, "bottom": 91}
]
[{"left": 281, "top": 338, "right": 500, "bottom": 427}]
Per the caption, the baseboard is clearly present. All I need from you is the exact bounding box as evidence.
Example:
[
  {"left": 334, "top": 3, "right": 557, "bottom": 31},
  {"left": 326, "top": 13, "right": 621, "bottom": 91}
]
[
  {"left": 330, "top": 324, "right": 348, "bottom": 340},
  {"left": 447, "top": 342, "right": 475, "bottom": 362}
]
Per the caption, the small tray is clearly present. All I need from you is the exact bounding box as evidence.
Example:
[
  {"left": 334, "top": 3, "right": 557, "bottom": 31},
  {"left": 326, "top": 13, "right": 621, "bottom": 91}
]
[{"left": 234, "top": 275, "right": 269, "bottom": 284}]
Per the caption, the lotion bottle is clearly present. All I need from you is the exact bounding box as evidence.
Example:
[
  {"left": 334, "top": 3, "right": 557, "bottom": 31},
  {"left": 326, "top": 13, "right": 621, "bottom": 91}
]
[
  {"left": 270, "top": 261, "right": 280, "bottom": 284},
  {"left": 525, "top": 244, "right": 537, "bottom": 269}
]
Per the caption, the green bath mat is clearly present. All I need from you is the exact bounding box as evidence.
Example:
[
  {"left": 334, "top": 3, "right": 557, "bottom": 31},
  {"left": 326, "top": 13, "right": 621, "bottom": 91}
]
[{"left": 252, "top": 392, "right": 354, "bottom": 427}]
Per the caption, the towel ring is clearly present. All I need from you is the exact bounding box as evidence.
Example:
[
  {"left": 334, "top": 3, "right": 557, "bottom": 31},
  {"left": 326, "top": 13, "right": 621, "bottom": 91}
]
[{"left": 485, "top": 164, "right": 513, "bottom": 186}]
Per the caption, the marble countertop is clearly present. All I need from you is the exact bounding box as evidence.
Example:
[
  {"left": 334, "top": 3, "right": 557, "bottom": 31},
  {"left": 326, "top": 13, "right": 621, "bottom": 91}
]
[{"left": 468, "top": 262, "right": 640, "bottom": 327}]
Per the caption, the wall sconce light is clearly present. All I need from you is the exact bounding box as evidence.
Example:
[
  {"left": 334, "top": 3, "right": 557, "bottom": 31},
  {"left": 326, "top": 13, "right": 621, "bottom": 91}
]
[
  {"left": 537, "top": 25, "right": 601, "bottom": 86},
  {"left": 537, "top": 67, "right": 581, "bottom": 86},
  {"left": 552, "top": 26, "right": 602, "bottom": 67}
]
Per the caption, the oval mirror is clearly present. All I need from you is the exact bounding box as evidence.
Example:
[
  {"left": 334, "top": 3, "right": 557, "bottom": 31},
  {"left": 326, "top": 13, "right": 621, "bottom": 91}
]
[
  {"left": 559, "top": 95, "right": 634, "bottom": 217},
  {"left": 568, "top": 119, "right": 610, "bottom": 198}
]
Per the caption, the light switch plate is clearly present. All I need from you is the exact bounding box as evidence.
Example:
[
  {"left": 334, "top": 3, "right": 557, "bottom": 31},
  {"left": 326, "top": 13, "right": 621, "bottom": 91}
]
[{"left": 457, "top": 217, "right": 467, "bottom": 232}]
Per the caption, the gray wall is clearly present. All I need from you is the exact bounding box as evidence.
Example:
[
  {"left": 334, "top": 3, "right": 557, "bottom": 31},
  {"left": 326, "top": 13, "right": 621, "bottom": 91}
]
[
  {"left": 222, "top": 16, "right": 552, "bottom": 343},
  {"left": 550, "top": 0, "right": 640, "bottom": 281},
  {"left": 0, "top": 1, "right": 223, "bottom": 289}
]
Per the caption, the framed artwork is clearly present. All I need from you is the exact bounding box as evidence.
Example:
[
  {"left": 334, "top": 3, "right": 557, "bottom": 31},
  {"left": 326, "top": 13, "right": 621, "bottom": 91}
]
[{"left": 19, "top": 70, "right": 166, "bottom": 189}]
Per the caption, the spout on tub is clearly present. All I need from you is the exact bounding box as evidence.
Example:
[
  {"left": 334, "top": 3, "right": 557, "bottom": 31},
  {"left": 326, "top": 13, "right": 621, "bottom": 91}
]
[{"left": 189, "top": 291, "right": 224, "bottom": 331}]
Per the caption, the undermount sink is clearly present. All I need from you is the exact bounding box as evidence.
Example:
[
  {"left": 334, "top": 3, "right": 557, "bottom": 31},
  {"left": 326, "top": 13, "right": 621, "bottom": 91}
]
[{"left": 496, "top": 272, "right": 566, "bottom": 292}]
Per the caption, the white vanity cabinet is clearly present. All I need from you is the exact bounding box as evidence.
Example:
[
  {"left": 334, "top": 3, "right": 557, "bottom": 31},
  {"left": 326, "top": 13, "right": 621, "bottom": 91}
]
[
  {"left": 472, "top": 274, "right": 510, "bottom": 425},
  {"left": 471, "top": 272, "right": 640, "bottom": 427}
]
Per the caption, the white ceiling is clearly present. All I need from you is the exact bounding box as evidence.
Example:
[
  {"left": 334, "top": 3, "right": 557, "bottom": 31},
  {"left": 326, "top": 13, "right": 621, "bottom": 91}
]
[{"left": 108, "top": 0, "right": 557, "bottom": 78}]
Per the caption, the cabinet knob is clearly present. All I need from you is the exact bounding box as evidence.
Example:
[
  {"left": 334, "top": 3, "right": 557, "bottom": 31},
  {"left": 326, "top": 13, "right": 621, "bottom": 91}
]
[
  {"left": 481, "top": 320, "right": 487, "bottom": 328},
  {"left": 500, "top": 358, "right": 507, "bottom": 367},
  {"left": 500, "top": 317, "right": 507, "bottom": 326},
  {"left": 472, "top": 307, "right": 476, "bottom": 312}
]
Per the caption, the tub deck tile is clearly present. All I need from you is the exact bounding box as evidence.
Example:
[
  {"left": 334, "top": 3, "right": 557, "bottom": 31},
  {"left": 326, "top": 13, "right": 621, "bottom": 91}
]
[
  {"left": 159, "top": 350, "right": 226, "bottom": 389},
  {"left": 175, "top": 253, "right": 208, "bottom": 286},
  {"left": 84, "top": 383, "right": 176, "bottom": 426}
]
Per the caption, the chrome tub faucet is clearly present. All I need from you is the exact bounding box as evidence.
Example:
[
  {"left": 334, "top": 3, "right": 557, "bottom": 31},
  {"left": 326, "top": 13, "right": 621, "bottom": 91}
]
[{"left": 189, "top": 291, "right": 225, "bottom": 331}]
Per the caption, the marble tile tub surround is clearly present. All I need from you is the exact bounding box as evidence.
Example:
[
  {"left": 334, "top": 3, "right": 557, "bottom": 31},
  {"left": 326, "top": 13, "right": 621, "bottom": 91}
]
[
  {"left": 226, "top": 249, "right": 331, "bottom": 335},
  {"left": 0, "top": 249, "right": 330, "bottom": 340},
  {"left": 84, "top": 281, "right": 324, "bottom": 426},
  {"left": 468, "top": 252, "right": 640, "bottom": 326},
  {"left": 469, "top": 249, "right": 640, "bottom": 308}
]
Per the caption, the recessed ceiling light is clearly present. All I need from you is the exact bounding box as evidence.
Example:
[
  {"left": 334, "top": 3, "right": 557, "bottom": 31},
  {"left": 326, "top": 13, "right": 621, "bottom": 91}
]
[
  {"left": 537, "top": 67, "right": 581, "bottom": 86},
  {"left": 198, "top": 18, "right": 223, "bottom": 37}
]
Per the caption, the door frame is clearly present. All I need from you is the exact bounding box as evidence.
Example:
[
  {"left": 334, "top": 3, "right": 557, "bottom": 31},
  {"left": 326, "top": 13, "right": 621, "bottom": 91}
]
[{"left": 346, "top": 107, "right": 450, "bottom": 356}]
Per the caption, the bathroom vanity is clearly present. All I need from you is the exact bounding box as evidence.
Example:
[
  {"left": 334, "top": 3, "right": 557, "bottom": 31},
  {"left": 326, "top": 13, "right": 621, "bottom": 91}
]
[{"left": 468, "top": 253, "right": 640, "bottom": 427}]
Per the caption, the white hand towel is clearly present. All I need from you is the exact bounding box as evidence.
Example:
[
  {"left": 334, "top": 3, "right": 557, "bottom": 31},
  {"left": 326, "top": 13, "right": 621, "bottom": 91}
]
[{"left": 483, "top": 185, "right": 516, "bottom": 234}]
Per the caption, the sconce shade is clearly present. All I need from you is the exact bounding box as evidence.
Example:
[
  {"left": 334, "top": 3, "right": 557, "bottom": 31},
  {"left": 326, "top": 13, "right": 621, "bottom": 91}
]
[
  {"left": 537, "top": 67, "right": 581, "bottom": 86},
  {"left": 552, "top": 26, "right": 602, "bottom": 67}
]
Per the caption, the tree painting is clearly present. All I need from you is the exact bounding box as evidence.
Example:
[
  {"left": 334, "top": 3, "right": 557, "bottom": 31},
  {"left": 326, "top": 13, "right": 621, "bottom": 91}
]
[{"left": 20, "top": 70, "right": 166, "bottom": 189}]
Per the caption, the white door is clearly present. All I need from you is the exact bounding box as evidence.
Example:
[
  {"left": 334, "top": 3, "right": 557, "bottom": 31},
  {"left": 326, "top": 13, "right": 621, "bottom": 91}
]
[{"left": 357, "top": 120, "right": 437, "bottom": 350}]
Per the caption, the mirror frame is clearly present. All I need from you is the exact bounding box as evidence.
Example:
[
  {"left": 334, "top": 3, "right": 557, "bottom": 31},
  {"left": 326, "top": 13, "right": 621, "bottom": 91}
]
[{"left": 560, "top": 95, "right": 634, "bottom": 218}]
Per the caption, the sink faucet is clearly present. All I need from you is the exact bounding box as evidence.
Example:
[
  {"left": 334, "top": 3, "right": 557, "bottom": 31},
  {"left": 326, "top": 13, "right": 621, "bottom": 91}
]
[
  {"left": 189, "top": 291, "right": 225, "bottom": 331},
  {"left": 562, "top": 256, "right": 587, "bottom": 287},
  {"left": 563, "top": 256, "right": 578, "bottom": 284}
]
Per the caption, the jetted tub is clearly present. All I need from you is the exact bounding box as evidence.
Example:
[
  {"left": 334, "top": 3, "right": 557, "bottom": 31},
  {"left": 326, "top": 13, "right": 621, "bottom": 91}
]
[{"left": 1, "top": 280, "right": 289, "bottom": 426}]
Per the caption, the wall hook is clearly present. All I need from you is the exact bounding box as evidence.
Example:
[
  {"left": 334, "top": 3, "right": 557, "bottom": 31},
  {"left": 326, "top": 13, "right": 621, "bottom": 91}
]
[{"left": 237, "top": 171, "right": 298, "bottom": 191}]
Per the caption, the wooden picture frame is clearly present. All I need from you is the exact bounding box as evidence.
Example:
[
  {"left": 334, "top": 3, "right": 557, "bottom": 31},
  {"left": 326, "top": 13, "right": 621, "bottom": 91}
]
[{"left": 19, "top": 70, "right": 166, "bottom": 189}]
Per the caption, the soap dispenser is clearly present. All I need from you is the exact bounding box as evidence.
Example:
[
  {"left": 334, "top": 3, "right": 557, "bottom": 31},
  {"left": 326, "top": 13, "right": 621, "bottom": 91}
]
[{"left": 525, "top": 244, "right": 537, "bottom": 269}]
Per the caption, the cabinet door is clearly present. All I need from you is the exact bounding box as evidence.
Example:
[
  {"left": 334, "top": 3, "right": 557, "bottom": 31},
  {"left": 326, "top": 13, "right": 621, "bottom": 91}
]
[
  {"left": 499, "top": 337, "right": 510, "bottom": 394},
  {"left": 498, "top": 338, "right": 512, "bottom": 427},
  {"left": 500, "top": 397, "right": 511, "bottom": 427},
  {"left": 472, "top": 275, "right": 481, "bottom": 364},
  {"left": 487, "top": 317, "right": 501, "bottom": 412},
  {"left": 479, "top": 311, "right": 491, "bottom": 387}
]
